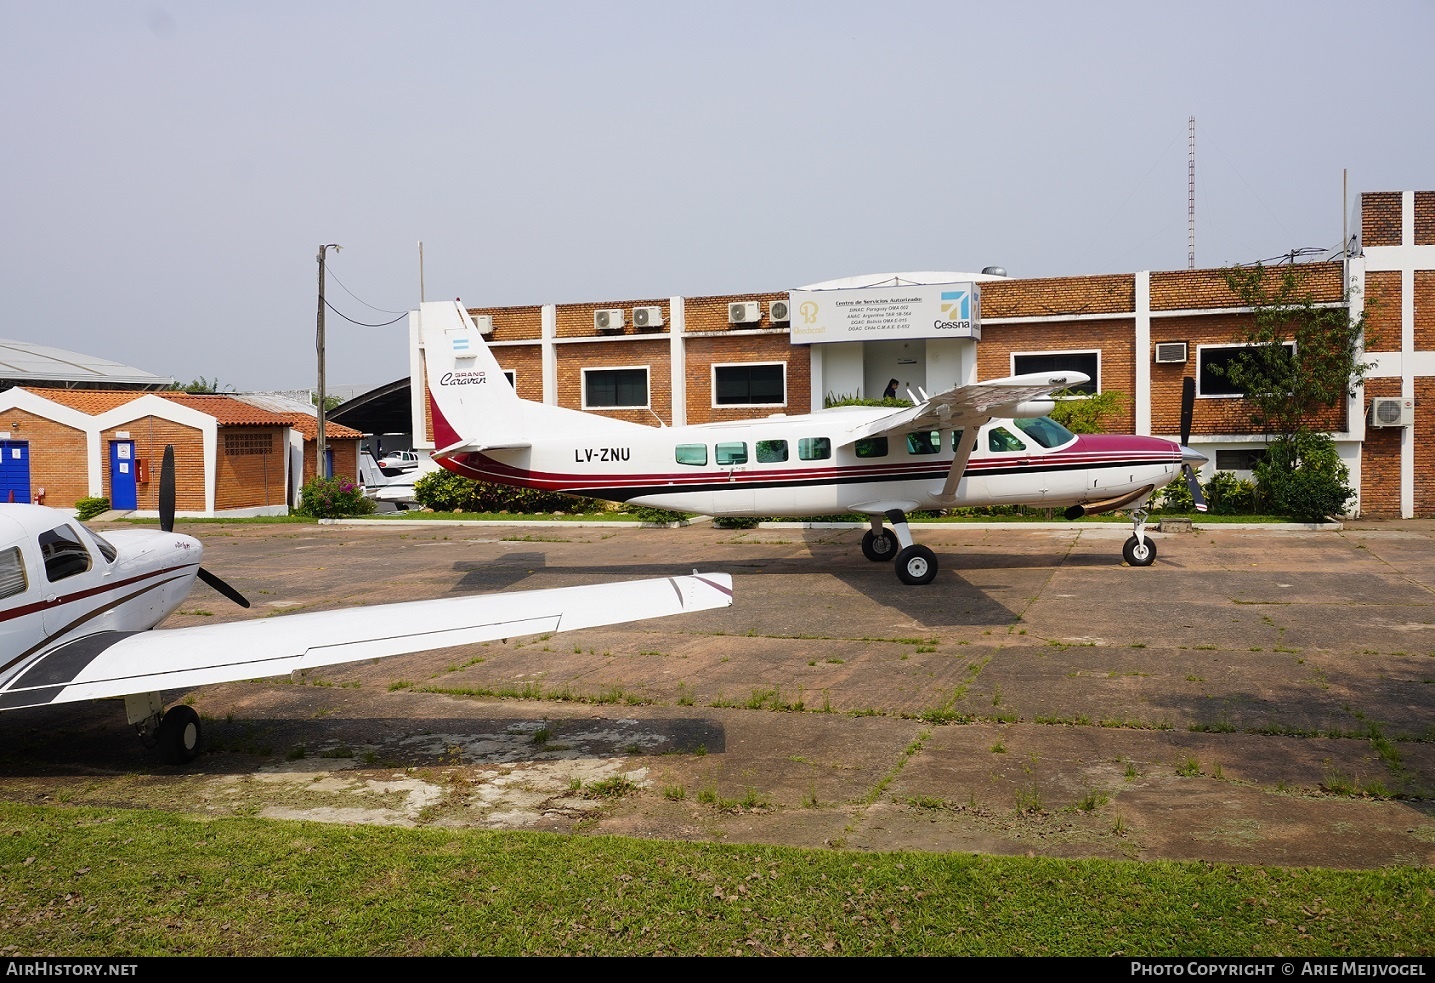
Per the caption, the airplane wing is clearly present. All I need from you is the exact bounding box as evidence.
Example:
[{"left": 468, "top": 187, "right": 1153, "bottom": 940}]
[
  {"left": 0, "top": 573, "right": 732, "bottom": 712},
  {"left": 841, "top": 371, "right": 1089, "bottom": 445}
]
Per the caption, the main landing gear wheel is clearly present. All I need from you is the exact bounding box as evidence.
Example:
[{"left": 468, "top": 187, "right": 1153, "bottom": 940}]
[
  {"left": 157, "top": 705, "right": 202, "bottom": 765},
  {"left": 1123, "top": 535, "right": 1157, "bottom": 567},
  {"left": 861, "top": 528, "right": 898, "bottom": 562},
  {"left": 894, "top": 544, "right": 939, "bottom": 585}
]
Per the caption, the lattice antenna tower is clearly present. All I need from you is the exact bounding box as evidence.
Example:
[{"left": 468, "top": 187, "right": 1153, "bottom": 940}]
[{"left": 1187, "top": 116, "right": 1196, "bottom": 269}]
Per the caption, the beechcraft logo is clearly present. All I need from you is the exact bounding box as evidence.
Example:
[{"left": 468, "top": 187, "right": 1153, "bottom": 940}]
[
  {"left": 940, "top": 290, "right": 970, "bottom": 321},
  {"left": 799, "top": 301, "right": 819, "bottom": 324}
]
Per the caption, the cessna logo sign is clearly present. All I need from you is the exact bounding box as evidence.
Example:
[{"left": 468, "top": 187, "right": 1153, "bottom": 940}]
[
  {"left": 439, "top": 370, "right": 488, "bottom": 386},
  {"left": 785, "top": 282, "right": 980, "bottom": 344}
]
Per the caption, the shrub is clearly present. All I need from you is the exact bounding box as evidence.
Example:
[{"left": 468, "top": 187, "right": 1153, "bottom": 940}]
[
  {"left": 74, "top": 497, "right": 110, "bottom": 521},
  {"left": 411, "top": 470, "right": 602, "bottom": 514},
  {"left": 620, "top": 505, "right": 695, "bottom": 524},
  {"left": 1254, "top": 432, "right": 1354, "bottom": 521},
  {"left": 1203, "top": 471, "right": 1257, "bottom": 515},
  {"left": 296, "top": 476, "right": 376, "bottom": 518}
]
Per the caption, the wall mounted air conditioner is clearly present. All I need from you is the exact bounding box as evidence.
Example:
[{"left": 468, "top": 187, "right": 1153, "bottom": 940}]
[
  {"left": 632, "top": 306, "right": 663, "bottom": 328},
  {"left": 594, "top": 309, "right": 625, "bottom": 331},
  {"left": 1154, "top": 342, "right": 1188, "bottom": 364},
  {"left": 768, "top": 299, "right": 791, "bottom": 322},
  {"left": 728, "top": 301, "right": 761, "bottom": 324},
  {"left": 471, "top": 314, "right": 494, "bottom": 336},
  {"left": 1370, "top": 397, "right": 1414, "bottom": 427}
]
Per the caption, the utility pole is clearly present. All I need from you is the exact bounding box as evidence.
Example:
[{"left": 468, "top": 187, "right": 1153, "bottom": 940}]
[
  {"left": 1187, "top": 116, "right": 1196, "bottom": 270},
  {"left": 316, "top": 243, "right": 341, "bottom": 479}
]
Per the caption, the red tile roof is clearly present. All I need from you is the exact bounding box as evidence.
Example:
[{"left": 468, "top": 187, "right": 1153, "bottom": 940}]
[{"left": 19, "top": 388, "right": 362, "bottom": 437}]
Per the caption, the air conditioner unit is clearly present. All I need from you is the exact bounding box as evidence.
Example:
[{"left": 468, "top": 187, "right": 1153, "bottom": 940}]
[
  {"left": 769, "top": 299, "right": 791, "bottom": 322},
  {"left": 632, "top": 306, "right": 663, "bottom": 328},
  {"left": 471, "top": 314, "right": 494, "bottom": 336},
  {"left": 728, "top": 301, "right": 761, "bottom": 324},
  {"left": 1370, "top": 397, "right": 1414, "bottom": 427},
  {"left": 1154, "top": 342, "right": 1188, "bottom": 364},
  {"left": 594, "top": 309, "right": 625, "bottom": 331}
]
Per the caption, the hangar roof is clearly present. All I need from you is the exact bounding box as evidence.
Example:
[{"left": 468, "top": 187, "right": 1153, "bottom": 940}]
[{"left": 0, "top": 340, "right": 173, "bottom": 389}]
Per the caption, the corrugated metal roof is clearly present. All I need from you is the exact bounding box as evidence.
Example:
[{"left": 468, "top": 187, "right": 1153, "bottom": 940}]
[
  {"left": 235, "top": 392, "right": 364, "bottom": 439},
  {"left": 0, "top": 340, "right": 173, "bottom": 388}
]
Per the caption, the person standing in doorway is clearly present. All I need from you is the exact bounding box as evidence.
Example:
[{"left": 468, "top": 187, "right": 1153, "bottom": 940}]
[{"left": 882, "top": 378, "right": 899, "bottom": 400}]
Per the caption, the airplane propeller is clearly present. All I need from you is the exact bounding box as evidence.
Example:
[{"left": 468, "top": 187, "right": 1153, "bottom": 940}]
[
  {"left": 159, "top": 445, "right": 251, "bottom": 608},
  {"left": 1179, "top": 378, "right": 1209, "bottom": 514}
]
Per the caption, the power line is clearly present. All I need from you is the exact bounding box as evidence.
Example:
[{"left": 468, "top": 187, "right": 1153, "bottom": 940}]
[
  {"left": 323, "top": 263, "right": 408, "bottom": 315},
  {"left": 322, "top": 297, "right": 408, "bottom": 328}
]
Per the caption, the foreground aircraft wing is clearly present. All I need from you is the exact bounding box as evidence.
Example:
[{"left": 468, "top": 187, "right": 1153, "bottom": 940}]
[
  {"left": 841, "top": 371, "right": 1090, "bottom": 445},
  {"left": 0, "top": 573, "right": 733, "bottom": 712}
]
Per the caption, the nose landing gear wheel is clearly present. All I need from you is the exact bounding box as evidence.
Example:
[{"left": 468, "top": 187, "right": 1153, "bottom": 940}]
[
  {"left": 894, "top": 544, "right": 938, "bottom": 585},
  {"left": 157, "top": 705, "right": 202, "bottom": 764},
  {"left": 861, "top": 528, "right": 898, "bottom": 562},
  {"left": 1122, "top": 535, "right": 1156, "bottom": 567}
]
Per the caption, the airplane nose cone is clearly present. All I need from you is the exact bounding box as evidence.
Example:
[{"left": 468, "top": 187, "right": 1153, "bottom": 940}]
[{"left": 1180, "top": 445, "right": 1208, "bottom": 466}]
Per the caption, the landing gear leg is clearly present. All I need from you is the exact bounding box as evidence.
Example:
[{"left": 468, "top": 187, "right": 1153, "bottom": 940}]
[
  {"left": 1122, "top": 501, "right": 1157, "bottom": 567},
  {"left": 885, "top": 509, "right": 938, "bottom": 586},
  {"left": 126, "top": 693, "right": 203, "bottom": 765}
]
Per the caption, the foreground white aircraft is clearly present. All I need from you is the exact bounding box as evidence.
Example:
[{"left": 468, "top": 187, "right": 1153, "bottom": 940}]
[
  {"left": 0, "top": 449, "right": 733, "bottom": 763},
  {"left": 420, "top": 301, "right": 1207, "bottom": 584}
]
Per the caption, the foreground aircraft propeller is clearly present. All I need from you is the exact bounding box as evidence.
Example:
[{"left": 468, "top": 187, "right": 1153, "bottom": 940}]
[
  {"left": 1179, "top": 378, "right": 1209, "bottom": 514},
  {"left": 158, "top": 445, "right": 250, "bottom": 608}
]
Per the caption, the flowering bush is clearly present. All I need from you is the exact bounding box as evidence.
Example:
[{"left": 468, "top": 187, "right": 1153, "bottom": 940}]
[{"left": 296, "top": 476, "right": 376, "bottom": 518}]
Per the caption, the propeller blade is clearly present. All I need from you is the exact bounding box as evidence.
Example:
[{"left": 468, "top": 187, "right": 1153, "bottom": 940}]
[
  {"left": 197, "top": 567, "right": 251, "bottom": 608},
  {"left": 159, "top": 445, "right": 176, "bottom": 533},
  {"left": 1184, "top": 463, "right": 1208, "bottom": 514},
  {"left": 1180, "top": 377, "right": 1195, "bottom": 447}
]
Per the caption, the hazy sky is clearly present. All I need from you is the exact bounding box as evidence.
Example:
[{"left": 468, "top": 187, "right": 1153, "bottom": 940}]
[{"left": 2, "top": 1, "right": 1431, "bottom": 394}]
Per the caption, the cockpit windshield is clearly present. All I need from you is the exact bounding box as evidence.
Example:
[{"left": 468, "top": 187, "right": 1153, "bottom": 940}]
[{"left": 1011, "top": 416, "right": 1077, "bottom": 449}]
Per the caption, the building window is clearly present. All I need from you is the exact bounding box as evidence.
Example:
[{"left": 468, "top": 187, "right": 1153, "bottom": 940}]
[
  {"left": 1216, "top": 448, "right": 1266, "bottom": 472},
  {"left": 855, "top": 437, "right": 888, "bottom": 459},
  {"left": 1198, "top": 343, "right": 1294, "bottom": 397},
  {"left": 756, "top": 440, "right": 788, "bottom": 463},
  {"left": 799, "top": 437, "right": 831, "bottom": 461},
  {"left": 582, "top": 367, "right": 649, "bottom": 409},
  {"left": 713, "top": 363, "right": 785, "bottom": 406},
  {"left": 715, "top": 442, "right": 747, "bottom": 465},
  {"left": 675, "top": 443, "right": 707, "bottom": 466},
  {"left": 503, "top": 370, "right": 516, "bottom": 388},
  {"left": 225, "top": 432, "right": 273, "bottom": 456},
  {"left": 1012, "top": 351, "right": 1099, "bottom": 395}
]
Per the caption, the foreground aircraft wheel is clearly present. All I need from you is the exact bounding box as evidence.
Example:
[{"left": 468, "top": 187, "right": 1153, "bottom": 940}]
[
  {"left": 157, "top": 705, "right": 202, "bottom": 764},
  {"left": 1122, "top": 535, "right": 1157, "bottom": 567},
  {"left": 861, "top": 529, "right": 898, "bottom": 562},
  {"left": 894, "top": 545, "right": 938, "bottom": 585}
]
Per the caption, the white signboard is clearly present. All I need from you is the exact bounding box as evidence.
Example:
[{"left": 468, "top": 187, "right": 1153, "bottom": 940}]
[{"left": 786, "top": 282, "right": 980, "bottom": 345}]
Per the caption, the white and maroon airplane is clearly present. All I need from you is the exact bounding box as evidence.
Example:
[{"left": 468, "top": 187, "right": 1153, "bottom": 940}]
[
  {"left": 0, "top": 448, "right": 733, "bottom": 763},
  {"left": 421, "top": 301, "right": 1207, "bottom": 584}
]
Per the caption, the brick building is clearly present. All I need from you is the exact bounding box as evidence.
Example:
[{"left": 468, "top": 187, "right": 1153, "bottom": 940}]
[
  {"left": 409, "top": 188, "right": 1435, "bottom": 517},
  {"left": 0, "top": 389, "right": 362, "bottom": 516}
]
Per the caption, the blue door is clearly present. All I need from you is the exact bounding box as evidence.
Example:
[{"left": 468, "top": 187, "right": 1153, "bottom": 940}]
[
  {"left": 0, "top": 441, "right": 30, "bottom": 504},
  {"left": 109, "top": 440, "right": 137, "bottom": 511},
  {"left": 324, "top": 447, "right": 334, "bottom": 480}
]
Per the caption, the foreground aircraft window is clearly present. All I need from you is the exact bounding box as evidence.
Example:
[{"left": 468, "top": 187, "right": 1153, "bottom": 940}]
[
  {"left": 714, "top": 363, "right": 785, "bottom": 406},
  {"left": 583, "top": 367, "right": 649, "bottom": 408},
  {"left": 855, "top": 437, "right": 889, "bottom": 459},
  {"left": 674, "top": 443, "right": 708, "bottom": 466},
  {"left": 906, "top": 431, "right": 941, "bottom": 455},
  {"left": 1012, "top": 416, "right": 1077, "bottom": 449},
  {"left": 38, "top": 525, "right": 91, "bottom": 583},
  {"left": 0, "top": 546, "right": 26, "bottom": 600},
  {"left": 798, "top": 437, "right": 831, "bottom": 461},
  {"left": 1012, "top": 352, "right": 1099, "bottom": 395},
  {"left": 83, "top": 527, "right": 118, "bottom": 563},
  {"left": 756, "top": 439, "right": 788, "bottom": 463},
  {"left": 715, "top": 442, "right": 748, "bottom": 466},
  {"left": 987, "top": 428, "right": 1027, "bottom": 453}
]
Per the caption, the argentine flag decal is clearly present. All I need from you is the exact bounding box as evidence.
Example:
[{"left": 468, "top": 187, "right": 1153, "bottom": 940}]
[{"left": 451, "top": 337, "right": 471, "bottom": 353}]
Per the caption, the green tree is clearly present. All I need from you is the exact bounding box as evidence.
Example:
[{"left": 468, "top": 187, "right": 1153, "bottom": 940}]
[
  {"left": 171, "top": 376, "right": 234, "bottom": 394},
  {"left": 1048, "top": 389, "right": 1128, "bottom": 434}
]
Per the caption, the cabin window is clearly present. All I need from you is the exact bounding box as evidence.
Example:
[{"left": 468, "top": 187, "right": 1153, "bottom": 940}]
[
  {"left": 83, "top": 527, "right": 117, "bottom": 563},
  {"left": 949, "top": 429, "right": 968, "bottom": 452},
  {"left": 855, "top": 437, "right": 889, "bottom": 459},
  {"left": 799, "top": 437, "right": 831, "bottom": 461},
  {"left": 674, "top": 443, "right": 707, "bottom": 466},
  {"left": 715, "top": 442, "right": 748, "bottom": 466},
  {"left": 1012, "top": 351, "right": 1099, "bottom": 395},
  {"left": 1012, "top": 416, "right": 1077, "bottom": 449},
  {"left": 0, "top": 546, "right": 26, "bottom": 600},
  {"left": 713, "top": 363, "right": 785, "bottom": 406},
  {"left": 756, "top": 440, "right": 788, "bottom": 463},
  {"left": 987, "top": 427, "right": 1027, "bottom": 453},
  {"left": 1197, "top": 343, "right": 1294, "bottom": 397},
  {"left": 38, "top": 525, "right": 91, "bottom": 583},
  {"left": 905, "top": 431, "right": 941, "bottom": 455},
  {"left": 582, "top": 367, "right": 649, "bottom": 409}
]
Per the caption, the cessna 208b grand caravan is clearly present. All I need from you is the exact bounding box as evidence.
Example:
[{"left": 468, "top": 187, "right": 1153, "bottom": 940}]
[
  {"left": 0, "top": 448, "right": 733, "bottom": 763},
  {"left": 422, "top": 301, "right": 1207, "bottom": 585}
]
